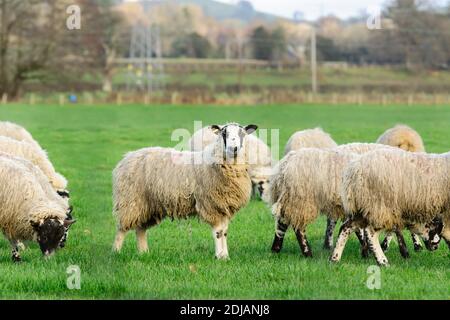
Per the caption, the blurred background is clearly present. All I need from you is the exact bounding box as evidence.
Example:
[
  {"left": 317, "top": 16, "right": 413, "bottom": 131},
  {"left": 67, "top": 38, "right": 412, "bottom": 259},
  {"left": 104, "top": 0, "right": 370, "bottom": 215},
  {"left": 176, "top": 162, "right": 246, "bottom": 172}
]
[{"left": 0, "top": 0, "right": 449, "bottom": 105}]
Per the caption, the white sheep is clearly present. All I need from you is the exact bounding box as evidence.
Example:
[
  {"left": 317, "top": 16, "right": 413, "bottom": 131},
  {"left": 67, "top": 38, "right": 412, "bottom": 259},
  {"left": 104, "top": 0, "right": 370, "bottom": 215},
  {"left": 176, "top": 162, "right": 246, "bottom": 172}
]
[
  {"left": 0, "top": 136, "right": 68, "bottom": 195},
  {"left": 331, "top": 148, "right": 449, "bottom": 266},
  {"left": 284, "top": 127, "right": 337, "bottom": 155},
  {"left": 0, "top": 156, "right": 75, "bottom": 262},
  {"left": 188, "top": 125, "right": 274, "bottom": 200},
  {"left": 0, "top": 121, "right": 42, "bottom": 149},
  {"left": 376, "top": 124, "right": 425, "bottom": 152},
  {"left": 269, "top": 148, "right": 367, "bottom": 257},
  {"left": 113, "top": 123, "right": 257, "bottom": 259}
]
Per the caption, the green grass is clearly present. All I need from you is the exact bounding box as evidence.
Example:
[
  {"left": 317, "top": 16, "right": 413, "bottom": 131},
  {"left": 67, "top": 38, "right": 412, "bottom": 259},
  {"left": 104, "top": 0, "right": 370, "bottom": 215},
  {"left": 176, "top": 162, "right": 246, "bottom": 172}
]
[{"left": 0, "top": 103, "right": 448, "bottom": 299}]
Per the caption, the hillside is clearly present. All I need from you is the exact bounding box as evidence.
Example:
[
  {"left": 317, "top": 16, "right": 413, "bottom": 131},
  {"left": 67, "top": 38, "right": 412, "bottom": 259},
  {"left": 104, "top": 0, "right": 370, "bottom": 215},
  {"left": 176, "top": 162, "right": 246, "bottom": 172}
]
[{"left": 117, "top": 0, "right": 284, "bottom": 23}]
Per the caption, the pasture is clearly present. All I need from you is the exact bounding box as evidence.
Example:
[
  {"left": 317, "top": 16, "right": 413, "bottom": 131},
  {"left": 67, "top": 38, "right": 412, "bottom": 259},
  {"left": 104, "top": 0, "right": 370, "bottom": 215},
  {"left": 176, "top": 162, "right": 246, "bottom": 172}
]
[{"left": 0, "top": 103, "right": 448, "bottom": 299}]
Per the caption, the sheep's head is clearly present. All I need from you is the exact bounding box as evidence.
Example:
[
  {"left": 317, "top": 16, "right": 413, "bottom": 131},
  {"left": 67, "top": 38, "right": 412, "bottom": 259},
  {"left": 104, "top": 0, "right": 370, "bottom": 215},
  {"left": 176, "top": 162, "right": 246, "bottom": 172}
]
[
  {"left": 30, "top": 216, "right": 76, "bottom": 257},
  {"left": 211, "top": 123, "right": 258, "bottom": 161}
]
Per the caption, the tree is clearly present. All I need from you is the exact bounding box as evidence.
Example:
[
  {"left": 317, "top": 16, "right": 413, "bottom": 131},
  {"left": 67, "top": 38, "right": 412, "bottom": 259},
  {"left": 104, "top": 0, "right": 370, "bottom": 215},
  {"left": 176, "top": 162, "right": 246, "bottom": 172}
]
[
  {"left": 171, "top": 32, "right": 212, "bottom": 58},
  {"left": 250, "top": 26, "right": 273, "bottom": 61}
]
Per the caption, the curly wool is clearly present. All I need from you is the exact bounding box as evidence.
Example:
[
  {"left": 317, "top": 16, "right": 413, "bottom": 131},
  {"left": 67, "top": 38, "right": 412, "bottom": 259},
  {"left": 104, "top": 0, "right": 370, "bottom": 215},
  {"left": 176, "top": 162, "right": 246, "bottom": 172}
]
[
  {"left": 284, "top": 128, "right": 337, "bottom": 155},
  {"left": 0, "top": 136, "right": 67, "bottom": 191},
  {"left": 0, "top": 153, "right": 69, "bottom": 208},
  {"left": 113, "top": 138, "right": 252, "bottom": 231},
  {"left": 341, "top": 148, "right": 450, "bottom": 231},
  {"left": 0, "top": 121, "right": 41, "bottom": 149},
  {"left": 0, "top": 157, "right": 68, "bottom": 241},
  {"left": 335, "top": 142, "right": 395, "bottom": 155},
  {"left": 270, "top": 148, "right": 358, "bottom": 231},
  {"left": 376, "top": 125, "right": 425, "bottom": 152}
]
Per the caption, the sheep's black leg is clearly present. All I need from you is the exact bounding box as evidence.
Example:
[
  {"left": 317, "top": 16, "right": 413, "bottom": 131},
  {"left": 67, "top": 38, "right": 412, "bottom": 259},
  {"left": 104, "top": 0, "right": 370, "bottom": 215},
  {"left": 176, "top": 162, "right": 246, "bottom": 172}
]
[
  {"left": 271, "top": 219, "right": 288, "bottom": 253},
  {"left": 381, "top": 232, "right": 393, "bottom": 252},
  {"left": 323, "top": 218, "right": 336, "bottom": 250},
  {"left": 330, "top": 218, "right": 356, "bottom": 262},
  {"left": 295, "top": 228, "right": 312, "bottom": 257},
  {"left": 10, "top": 240, "right": 21, "bottom": 263},
  {"left": 355, "top": 228, "right": 369, "bottom": 258},
  {"left": 395, "top": 230, "right": 410, "bottom": 259},
  {"left": 411, "top": 232, "right": 423, "bottom": 252}
]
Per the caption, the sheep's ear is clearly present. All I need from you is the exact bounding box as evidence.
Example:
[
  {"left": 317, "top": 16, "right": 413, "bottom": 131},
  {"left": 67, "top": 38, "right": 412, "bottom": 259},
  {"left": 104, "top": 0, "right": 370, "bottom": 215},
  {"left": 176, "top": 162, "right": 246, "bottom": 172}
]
[
  {"left": 210, "top": 125, "right": 221, "bottom": 135},
  {"left": 244, "top": 124, "right": 258, "bottom": 134},
  {"left": 64, "top": 219, "right": 76, "bottom": 228}
]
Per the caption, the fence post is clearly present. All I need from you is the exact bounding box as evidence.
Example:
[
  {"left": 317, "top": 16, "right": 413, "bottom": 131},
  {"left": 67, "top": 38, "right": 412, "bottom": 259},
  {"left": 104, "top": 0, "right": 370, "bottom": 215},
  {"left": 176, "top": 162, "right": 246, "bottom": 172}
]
[
  {"left": 116, "top": 93, "right": 122, "bottom": 106},
  {"left": 358, "top": 94, "right": 363, "bottom": 106},
  {"left": 1, "top": 93, "right": 7, "bottom": 104},
  {"left": 59, "top": 94, "right": 65, "bottom": 106},
  {"left": 382, "top": 95, "right": 387, "bottom": 106},
  {"left": 407, "top": 94, "right": 413, "bottom": 106},
  {"left": 30, "top": 94, "right": 35, "bottom": 105}
]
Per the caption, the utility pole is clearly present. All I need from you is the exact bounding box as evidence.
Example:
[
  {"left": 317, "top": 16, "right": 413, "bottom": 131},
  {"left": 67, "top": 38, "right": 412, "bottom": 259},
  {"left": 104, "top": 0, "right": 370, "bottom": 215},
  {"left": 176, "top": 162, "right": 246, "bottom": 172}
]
[{"left": 310, "top": 27, "right": 318, "bottom": 94}]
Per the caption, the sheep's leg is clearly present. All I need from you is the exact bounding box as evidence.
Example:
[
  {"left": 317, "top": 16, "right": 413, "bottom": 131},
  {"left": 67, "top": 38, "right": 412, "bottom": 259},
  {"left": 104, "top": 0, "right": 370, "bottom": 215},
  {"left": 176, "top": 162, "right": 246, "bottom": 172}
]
[
  {"left": 323, "top": 218, "right": 336, "bottom": 250},
  {"left": 212, "top": 221, "right": 229, "bottom": 260},
  {"left": 395, "top": 230, "right": 410, "bottom": 259},
  {"left": 136, "top": 227, "right": 149, "bottom": 253},
  {"left": 365, "top": 228, "right": 389, "bottom": 266},
  {"left": 411, "top": 232, "right": 423, "bottom": 252},
  {"left": 113, "top": 229, "right": 127, "bottom": 252},
  {"left": 355, "top": 228, "right": 369, "bottom": 258},
  {"left": 330, "top": 219, "right": 356, "bottom": 262},
  {"left": 271, "top": 218, "right": 288, "bottom": 253},
  {"left": 9, "top": 240, "right": 21, "bottom": 263},
  {"left": 295, "top": 228, "right": 312, "bottom": 257},
  {"left": 381, "top": 232, "right": 394, "bottom": 251}
]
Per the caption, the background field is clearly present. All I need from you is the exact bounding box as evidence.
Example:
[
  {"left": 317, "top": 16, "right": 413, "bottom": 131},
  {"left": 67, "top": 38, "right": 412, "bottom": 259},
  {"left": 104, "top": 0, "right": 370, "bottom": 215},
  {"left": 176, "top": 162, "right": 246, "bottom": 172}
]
[{"left": 0, "top": 103, "right": 448, "bottom": 299}]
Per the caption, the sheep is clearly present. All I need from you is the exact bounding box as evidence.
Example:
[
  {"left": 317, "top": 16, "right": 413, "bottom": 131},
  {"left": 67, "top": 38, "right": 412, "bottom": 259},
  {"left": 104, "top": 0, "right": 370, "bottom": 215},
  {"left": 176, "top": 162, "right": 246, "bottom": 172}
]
[
  {"left": 269, "top": 148, "right": 368, "bottom": 257},
  {"left": 284, "top": 128, "right": 337, "bottom": 155},
  {"left": 376, "top": 124, "right": 425, "bottom": 152},
  {"left": 322, "top": 143, "right": 394, "bottom": 250},
  {"left": 0, "top": 156, "right": 75, "bottom": 262},
  {"left": 0, "top": 136, "right": 68, "bottom": 196},
  {"left": 0, "top": 121, "right": 41, "bottom": 149},
  {"left": 376, "top": 125, "right": 427, "bottom": 251},
  {"left": 0, "top": 152, "right": 72, "bottom": 249},
  {"left": 331, "top": 148, "right": 449, "bottom": 266},
  {"left": 113, "top": 123, "right": 257, "bottom": 259},
  {"left": 188, "top": 125, "right": 274, "bottom": 200}
]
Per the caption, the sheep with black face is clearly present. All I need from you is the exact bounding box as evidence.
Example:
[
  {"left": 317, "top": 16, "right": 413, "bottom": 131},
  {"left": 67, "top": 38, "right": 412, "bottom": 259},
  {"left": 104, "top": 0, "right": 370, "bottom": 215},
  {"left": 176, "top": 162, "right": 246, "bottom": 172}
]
[
  {"left": 0, "top": 156, "right": 75, "bottom": 262},
  {"left": 113, "top": 123, "right": 257, "bottom": 259}
]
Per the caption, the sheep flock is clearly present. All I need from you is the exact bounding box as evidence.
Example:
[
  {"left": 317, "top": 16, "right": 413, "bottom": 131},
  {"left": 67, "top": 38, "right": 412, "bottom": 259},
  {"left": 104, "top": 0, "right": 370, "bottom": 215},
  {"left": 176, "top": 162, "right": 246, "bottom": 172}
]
[{"left": 0, "top": 119, "right": 447, "bottom": 268}]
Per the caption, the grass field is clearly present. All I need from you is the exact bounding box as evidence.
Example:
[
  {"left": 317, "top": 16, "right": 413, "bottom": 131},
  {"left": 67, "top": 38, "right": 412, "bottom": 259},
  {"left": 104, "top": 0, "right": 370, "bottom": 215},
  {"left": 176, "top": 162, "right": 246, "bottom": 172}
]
[{"left": 0, "top": 103, "right": 448, "bottom": 299}]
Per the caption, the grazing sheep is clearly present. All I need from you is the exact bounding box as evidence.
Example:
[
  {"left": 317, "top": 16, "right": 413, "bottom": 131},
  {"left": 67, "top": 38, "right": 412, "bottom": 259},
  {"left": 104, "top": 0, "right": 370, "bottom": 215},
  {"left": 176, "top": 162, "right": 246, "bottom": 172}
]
[
  {"left": 188, "top": 125, "right": 273, "bottom": 199},
  {"left": 0, "top": 121, "right": 41, "bottom": 149},
  {"left": 113, "top": 123, "right": 257, "bottom": 259},
  {"left": 377, "top": 125, "right": 427, "bottom": 250},
  {"left": 269, "top": 148, "right": 367, "bottom": 257},
  {"left": 376, "top": 124, "right": 425, "bottom": 152},
  {"left": 331, "top": 148, "right": 448, "bottom": 266},
  {"left": 284, "top": 128, "right": 337, "bottom": 155},
  {"left": 0, "top": 157, "right": 75, "bottom": 262},
  {"left": 0, "top": 152, "right": 72, "bottom": 249},
  {"left": 0, "top": 136, "right": 68, "bottom": 195}
]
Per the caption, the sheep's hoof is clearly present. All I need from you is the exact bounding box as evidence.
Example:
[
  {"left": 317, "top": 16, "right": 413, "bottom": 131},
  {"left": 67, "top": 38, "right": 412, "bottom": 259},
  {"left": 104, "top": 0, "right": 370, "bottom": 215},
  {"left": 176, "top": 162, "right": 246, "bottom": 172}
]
[
  {"left": 138, "top": 248, "right": 149, "bottom": 254},
  {"left": 302, "top": 250, "right": 313, "bottom": 258},
  {"left": 12, "top": 256, "right": 21, "bottom": 263},
  {"left": 329, "top": 255, "right": 340, "bottom": 263},
  {"left": 271, "top": 245, "right": 282, "bottom": 253},
  {"left": 377, "top": 259, "right": 390, "bottom": 267},
  {"left": 323, "top": 243, "right": 332, "bottom": 250},
  {"left": 380, "top": 241, "right": 389, "bottom": 252},
  {"left": 215, "top": 254, "right": 229, "bottom": 260},
  {"left": 400, "top": 250, "right": 410, "bottom": 259},
  {"left": 414, "top": 244, "right": 423, "bottom": 252}
]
